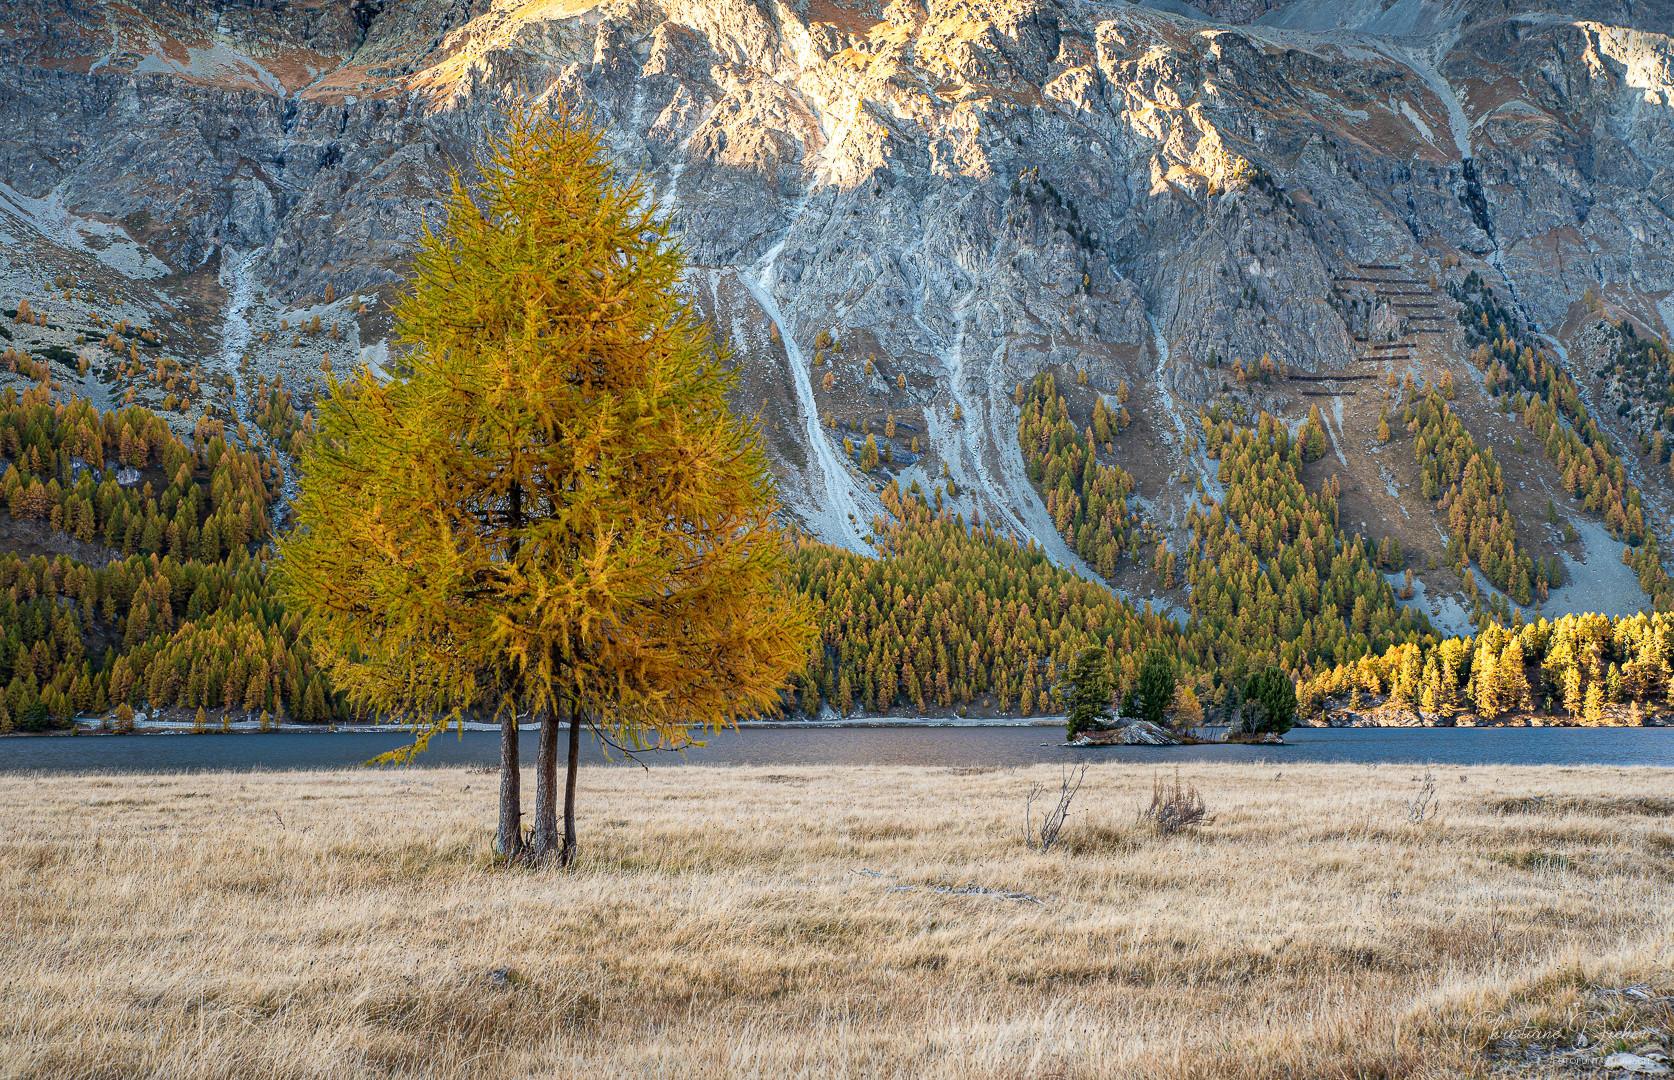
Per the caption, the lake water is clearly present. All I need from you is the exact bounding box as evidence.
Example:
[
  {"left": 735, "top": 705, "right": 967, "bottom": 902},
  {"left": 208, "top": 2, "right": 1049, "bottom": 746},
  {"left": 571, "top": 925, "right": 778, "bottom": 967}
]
[{"left": 2, "top": 725, "right": 1671, "bottom": 774}]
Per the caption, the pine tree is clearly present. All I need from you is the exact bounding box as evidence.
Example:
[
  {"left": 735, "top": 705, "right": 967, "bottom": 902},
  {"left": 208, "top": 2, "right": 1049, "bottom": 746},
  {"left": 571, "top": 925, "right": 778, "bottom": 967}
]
[
  {"left": 1064, "top": 645, "right": 1111, "bottom": 738},
  {"left": 861, "top": 434, "right": 880, "bottom": 471},
  {"left": 1136, "top": 647, "right": 1174, "bottom": 726},
  {"left": 278, "top": 102, "right": 814, "bottom": 865},
  {"left": 1500, "top": 639, "right": 1530, "bottom": 713},
  {"left": 1171, "top": 684, "right": 1204, "bottom": 731},
  {"left": 1242, "top": 666, "right": 1296, "bottom": 734},
  {"left": 1563, "top": 664, "right": 1584, "bottom": 719},
  {"left": 1301, "top": 405, "right": 1329, "bottom": 462},
  {"left": 1435, "top": 658, "right": 1459, "bottom": 718},
  {"left": 1583, "top": 682, "right": 1605, "bottom": 724},
  {"left": 1473, "top": 636, "right": 1502, "bottom": 719}
]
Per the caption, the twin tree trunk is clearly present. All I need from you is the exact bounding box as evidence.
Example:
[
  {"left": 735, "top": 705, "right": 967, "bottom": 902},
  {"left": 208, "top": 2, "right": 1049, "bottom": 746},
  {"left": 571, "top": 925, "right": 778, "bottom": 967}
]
[
  {"left": 497, "top": 480, "right": 585, "bottom": 864},
  {"left": 504, "top": 696, "right": 585, "bottom": 864},
  {"left": 529, "top": 696, "right": 582, "bottom": 863}
]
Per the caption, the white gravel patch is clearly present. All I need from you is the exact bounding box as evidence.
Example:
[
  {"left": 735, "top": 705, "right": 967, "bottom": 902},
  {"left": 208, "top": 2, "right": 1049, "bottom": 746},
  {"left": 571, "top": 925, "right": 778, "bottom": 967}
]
[
  {"left": 1385, "top": 572, "right": 1474, "bottom": 638},
  {"left": 1544, "top": 518, "right": 1652, "bottom": 618}
]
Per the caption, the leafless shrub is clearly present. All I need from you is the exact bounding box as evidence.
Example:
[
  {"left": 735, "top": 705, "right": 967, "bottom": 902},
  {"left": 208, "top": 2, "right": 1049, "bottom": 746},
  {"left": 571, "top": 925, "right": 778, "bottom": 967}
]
[
  {"left": 1139, "top": 768, "right": 1212, "bottom": 835},
  {"left": 1405, "top": 771, "right": 1440, "bottom": 824},
  {"left": 1022, "top": 764, "right": 1085, "bottom": 853}
]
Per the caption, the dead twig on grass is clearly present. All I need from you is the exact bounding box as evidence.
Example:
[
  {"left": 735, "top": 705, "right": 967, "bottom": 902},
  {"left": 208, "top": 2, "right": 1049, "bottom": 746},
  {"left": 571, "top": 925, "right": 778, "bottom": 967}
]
[{"left": 850, "top": 869, "right": 1046, "bottom": 904}]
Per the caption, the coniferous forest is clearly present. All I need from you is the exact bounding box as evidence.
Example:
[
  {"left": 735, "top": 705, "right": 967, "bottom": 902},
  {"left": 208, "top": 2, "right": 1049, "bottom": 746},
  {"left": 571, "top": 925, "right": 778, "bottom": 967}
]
[
  {"left": 6, "top": 346, "right": 1674, "bottom": 732},
  {"left": 0, "top": 383, "right": 332, "bottom": 731}
]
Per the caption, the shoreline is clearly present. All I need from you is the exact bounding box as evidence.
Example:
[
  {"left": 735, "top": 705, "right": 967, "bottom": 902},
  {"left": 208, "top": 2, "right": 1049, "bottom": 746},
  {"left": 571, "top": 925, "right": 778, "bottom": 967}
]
[
  {"left": 5, "top": 715, "right": 1667, "bottom": 737},
  {"left": 12, "top": 717, "right": 1071, "bottom": 738}
]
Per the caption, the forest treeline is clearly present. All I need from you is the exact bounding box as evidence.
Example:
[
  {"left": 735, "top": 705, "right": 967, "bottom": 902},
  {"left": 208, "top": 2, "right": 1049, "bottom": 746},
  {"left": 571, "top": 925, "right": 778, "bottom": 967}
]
[
  {"left": 3, "top": 393, "right": 274, "bottom": 558},
  {"left": 779, "top": 392, "right": 1423, "bottom": 719},
  {"left": 1016, "top": 372, "right": 1140, "bottom": 578},
  {"left": 784, "top": 472, "right": 1671, "bottom": 723},
  {"left": 1303, "top": 610, "right": 1673, "bottom": 723},
  {"left": 787, "top": 499, "right": 1175, "bottom": 717},
  {"left": 0, "top": 384, "right": 334, "bottom": 731},
  {"left": 997, "top": 362, "right": 1673, "bottom": 723},
  {"left": 1014, "top": 373, "right": 1427, "bottom": 677},
  {"left": 1399, "top": 387, "right": 1547, "bottom": 604},
  {"left": 1608, "top": 317, "right": 1674, "bottom": 436},
  {"left": 3, "top": 344, "right": 1669, "bottom": 730}
]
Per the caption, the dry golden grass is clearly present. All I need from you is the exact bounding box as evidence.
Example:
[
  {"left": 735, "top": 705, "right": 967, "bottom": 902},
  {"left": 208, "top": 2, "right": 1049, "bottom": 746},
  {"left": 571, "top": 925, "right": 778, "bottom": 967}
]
[{"left": 2, "top": 762, "right": 1671, "bottom": 1079}]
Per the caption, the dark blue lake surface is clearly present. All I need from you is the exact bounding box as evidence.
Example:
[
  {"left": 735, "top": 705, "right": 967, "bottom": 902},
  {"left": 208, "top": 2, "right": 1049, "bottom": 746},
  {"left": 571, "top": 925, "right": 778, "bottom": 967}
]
[{"left": 2, "top": 725, "right": 1671, "bottom": 773}]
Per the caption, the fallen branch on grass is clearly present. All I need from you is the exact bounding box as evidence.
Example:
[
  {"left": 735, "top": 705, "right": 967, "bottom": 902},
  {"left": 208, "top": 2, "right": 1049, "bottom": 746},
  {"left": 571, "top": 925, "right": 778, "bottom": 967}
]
[{"left": 849, "top": 869, "right": 1046, "bottom": 904}]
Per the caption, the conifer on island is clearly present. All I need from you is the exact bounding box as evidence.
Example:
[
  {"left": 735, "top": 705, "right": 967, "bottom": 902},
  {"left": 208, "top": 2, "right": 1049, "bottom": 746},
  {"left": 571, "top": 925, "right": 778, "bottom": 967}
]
[
  {"left": 1136, "top": 647, "right": 1175, "bottom": 726},
  {"left": 278, "top": 102, "right": 814, "bottom": 865},
  {"left": 1063, "top": 645, "right": 1111, "bottom": 739}
]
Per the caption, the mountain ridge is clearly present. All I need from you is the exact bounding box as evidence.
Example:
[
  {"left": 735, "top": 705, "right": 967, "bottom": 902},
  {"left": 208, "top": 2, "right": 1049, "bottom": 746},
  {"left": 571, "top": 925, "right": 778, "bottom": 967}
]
[{"left": 2, "top": 0, "right": 1671, "bottom": 627}]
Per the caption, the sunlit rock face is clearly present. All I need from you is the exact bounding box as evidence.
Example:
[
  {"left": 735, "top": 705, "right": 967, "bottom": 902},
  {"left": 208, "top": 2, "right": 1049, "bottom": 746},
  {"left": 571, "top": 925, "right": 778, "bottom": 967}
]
[{"left": 2, "top": 0, "right": 1672, "bottom": 553}]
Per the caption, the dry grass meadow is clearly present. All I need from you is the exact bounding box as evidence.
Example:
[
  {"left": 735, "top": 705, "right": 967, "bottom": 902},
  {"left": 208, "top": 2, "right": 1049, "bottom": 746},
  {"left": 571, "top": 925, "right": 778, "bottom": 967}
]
[{"left": 1, "top": 761, "right": 1671, "bottom": 1079}]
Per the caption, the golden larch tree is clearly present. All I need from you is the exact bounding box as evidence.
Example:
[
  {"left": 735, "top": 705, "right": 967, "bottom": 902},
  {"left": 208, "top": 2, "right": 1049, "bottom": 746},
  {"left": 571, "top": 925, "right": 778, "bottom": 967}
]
[{"left": 278, "top": 102, "right": 814, "bottom": 863}]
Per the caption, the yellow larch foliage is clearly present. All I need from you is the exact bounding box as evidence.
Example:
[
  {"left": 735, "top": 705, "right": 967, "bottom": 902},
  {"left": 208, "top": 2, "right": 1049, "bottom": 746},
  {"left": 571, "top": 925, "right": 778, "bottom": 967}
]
[{"left": 278, "top": 102, "right": 814, "bottom": 859}]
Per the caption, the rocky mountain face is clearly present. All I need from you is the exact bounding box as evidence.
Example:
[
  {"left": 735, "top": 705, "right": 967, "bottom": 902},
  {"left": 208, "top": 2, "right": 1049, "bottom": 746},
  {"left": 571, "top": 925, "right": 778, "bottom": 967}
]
[{"left": 3, "top": 0, "right": 1672, "bottom": 625}]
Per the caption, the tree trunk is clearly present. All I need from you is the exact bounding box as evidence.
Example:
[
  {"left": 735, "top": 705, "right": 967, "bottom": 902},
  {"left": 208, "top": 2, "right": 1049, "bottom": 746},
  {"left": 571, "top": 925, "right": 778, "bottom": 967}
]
[
  {"left": 495, "top": 710, "right": 522, "bottom": 858},
  {"left": 560, "top": 699, "right": 583, "bottom": 867},
  {"left": 530, "top": 702, "right": 562, "bottom": 859},
  {"left": 498, "top": 479, "right": 526, "bottom": 859}
]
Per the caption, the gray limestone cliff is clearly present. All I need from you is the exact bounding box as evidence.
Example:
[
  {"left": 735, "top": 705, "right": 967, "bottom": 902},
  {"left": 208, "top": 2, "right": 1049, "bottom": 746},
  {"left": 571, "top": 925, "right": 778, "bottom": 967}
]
[{"left": 2, "top": 0, "right": 1671, "bottom": 591}]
